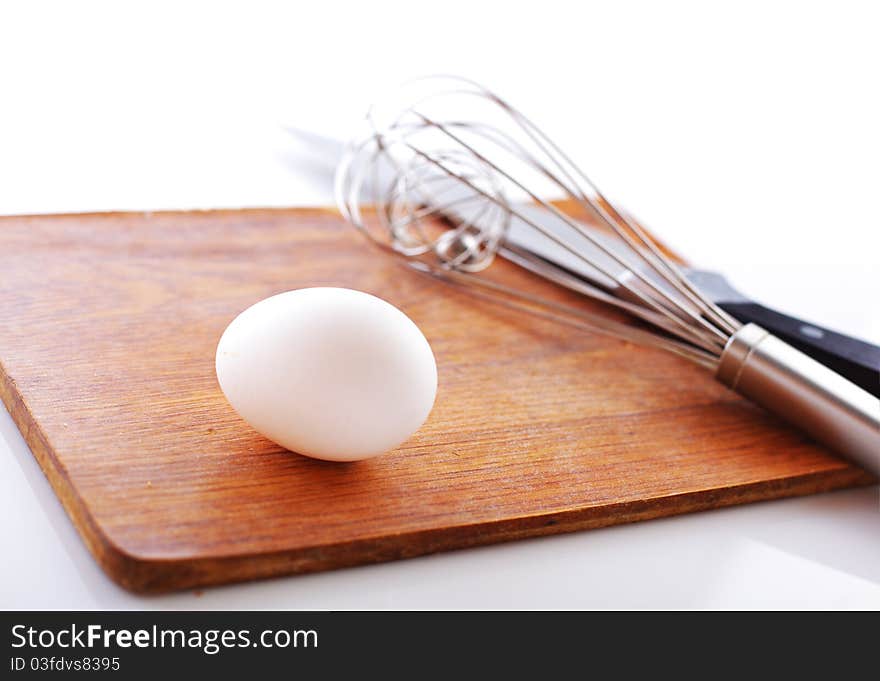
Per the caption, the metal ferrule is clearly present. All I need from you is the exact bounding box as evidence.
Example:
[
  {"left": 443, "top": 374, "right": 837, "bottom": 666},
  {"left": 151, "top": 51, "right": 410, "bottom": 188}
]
[{"left": 716, "top": 323, "right": 880, "bottom": 476}]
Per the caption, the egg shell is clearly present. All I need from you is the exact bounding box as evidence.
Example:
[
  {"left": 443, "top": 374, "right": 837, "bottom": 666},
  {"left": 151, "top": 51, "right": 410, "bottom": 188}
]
[{"left": 215, "top": 287, "right": 437, "bottom": 462}]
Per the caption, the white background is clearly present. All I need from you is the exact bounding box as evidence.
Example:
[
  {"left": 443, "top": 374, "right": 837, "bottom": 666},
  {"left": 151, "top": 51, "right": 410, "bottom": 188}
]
[{"left": 0, "top": 1, "right": 878, "bottom": 608}]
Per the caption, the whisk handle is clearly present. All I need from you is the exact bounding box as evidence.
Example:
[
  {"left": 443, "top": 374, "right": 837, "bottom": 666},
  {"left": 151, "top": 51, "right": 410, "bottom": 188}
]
[
  {"left": 716, "top": 324, "right": 880, "bottom": 477},
  {"left": 718, "top": 301, "right": 880, "bottom": 398}
]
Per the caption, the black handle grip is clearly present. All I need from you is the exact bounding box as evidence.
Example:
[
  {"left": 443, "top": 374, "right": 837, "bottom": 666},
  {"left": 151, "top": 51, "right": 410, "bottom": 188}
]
[{"left": 718, "top": 301, "right": 880, "bottom": 398}]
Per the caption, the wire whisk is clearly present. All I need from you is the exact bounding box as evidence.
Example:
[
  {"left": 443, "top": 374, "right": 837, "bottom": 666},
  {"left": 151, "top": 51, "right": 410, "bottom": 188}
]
[{"left": 335, "top": 76, "right": 879, "bottom": 474}]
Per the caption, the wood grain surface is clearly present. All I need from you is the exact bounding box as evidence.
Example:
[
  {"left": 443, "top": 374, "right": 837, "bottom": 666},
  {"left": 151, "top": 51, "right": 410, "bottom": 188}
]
[{"left": 0, "top": 207, "right": 873, "bottom": 593}]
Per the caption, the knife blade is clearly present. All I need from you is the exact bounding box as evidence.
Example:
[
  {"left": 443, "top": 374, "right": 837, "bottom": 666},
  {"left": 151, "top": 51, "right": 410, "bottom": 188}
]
[{"left": 288, "top": 126, "right": 880, "bottom": 397}]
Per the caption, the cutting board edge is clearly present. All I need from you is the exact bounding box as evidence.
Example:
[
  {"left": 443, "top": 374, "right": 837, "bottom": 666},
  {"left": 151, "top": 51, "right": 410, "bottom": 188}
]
[
  {"left": 0, "top": 205, "right": 341, "bottom": 221},
  {"left": 4, "top": 347, "right": 871, "bottom": 595},
  {"left": 0, "top": 359, "right": 129, "bottom": 587},
  {"left": 96, "top": 469, "right": 876, "bottom": 594}
]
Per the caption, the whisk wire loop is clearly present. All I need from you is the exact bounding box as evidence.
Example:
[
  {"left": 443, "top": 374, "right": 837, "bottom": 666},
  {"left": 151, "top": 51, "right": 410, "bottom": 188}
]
[{"left": 336, "top": 77, "right": 740, "bottom": 367}]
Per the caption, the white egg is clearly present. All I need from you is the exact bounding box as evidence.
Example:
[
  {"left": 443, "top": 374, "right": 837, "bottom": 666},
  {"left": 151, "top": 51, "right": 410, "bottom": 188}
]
[{"left": 215, "top": 287, "right": 437, "bottom": 462}]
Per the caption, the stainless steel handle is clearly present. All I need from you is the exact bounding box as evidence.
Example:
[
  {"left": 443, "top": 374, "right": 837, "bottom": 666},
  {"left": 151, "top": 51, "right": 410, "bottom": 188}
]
[{"left": 716, "top": 323, "right": 880, "bottom": 475}]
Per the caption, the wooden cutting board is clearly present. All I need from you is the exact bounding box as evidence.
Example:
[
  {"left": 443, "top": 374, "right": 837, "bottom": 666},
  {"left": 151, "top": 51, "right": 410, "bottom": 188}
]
[{"left": 0, "top": 207, "right": 873, "bottom": 593}]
